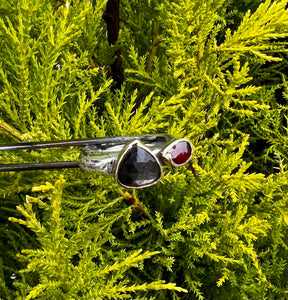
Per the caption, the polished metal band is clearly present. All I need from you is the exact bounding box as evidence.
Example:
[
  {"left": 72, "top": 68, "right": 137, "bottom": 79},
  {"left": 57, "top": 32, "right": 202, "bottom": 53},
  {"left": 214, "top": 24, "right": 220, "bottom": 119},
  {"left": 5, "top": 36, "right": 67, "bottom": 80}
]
[{"left": 78, "top": 135, "right": 175, "bottom": 174}]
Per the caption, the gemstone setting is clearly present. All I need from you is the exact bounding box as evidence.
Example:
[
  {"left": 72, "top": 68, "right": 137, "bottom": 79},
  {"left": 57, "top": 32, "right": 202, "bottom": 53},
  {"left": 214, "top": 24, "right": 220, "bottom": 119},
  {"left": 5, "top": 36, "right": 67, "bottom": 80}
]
[
  {"left": 115, "top": 141, "right": 162, "bottom": 188},
  {"left": 161, "top": 139, "right": 193, "bottom": 167}
]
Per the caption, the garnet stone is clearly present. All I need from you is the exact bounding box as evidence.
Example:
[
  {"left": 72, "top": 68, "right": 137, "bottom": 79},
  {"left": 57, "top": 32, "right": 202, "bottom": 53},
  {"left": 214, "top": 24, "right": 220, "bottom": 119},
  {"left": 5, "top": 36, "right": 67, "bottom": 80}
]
[
  {"left": 117, "top": 144, "right": 161, "bottom": 188},
  {"left": 163, "top": 140, "right": 192, "bottom": 166}
]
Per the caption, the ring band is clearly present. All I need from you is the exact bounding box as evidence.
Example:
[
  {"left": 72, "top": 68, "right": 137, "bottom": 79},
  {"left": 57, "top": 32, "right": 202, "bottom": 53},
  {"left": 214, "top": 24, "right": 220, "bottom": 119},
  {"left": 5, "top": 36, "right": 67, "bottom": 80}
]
[
  {"left": 78, "top": 135, "right": 174, "bottom": 174},
  {"left": 79, "top": 136, "right": 193, "bottom": 188}
]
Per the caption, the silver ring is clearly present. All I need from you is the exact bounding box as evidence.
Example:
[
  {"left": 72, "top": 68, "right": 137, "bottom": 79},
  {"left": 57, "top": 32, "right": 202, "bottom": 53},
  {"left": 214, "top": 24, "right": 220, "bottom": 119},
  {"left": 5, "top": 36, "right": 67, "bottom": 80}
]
[{"left": 79, "top": 135, "right": 193, "bottom": 188}]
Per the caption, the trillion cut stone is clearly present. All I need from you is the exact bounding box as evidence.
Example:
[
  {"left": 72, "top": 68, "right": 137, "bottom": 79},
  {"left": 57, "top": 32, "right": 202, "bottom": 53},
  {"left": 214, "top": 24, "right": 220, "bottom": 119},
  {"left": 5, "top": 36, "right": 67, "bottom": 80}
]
[{"left": 117, "top": 145, "right": 161, "bottom": 188}]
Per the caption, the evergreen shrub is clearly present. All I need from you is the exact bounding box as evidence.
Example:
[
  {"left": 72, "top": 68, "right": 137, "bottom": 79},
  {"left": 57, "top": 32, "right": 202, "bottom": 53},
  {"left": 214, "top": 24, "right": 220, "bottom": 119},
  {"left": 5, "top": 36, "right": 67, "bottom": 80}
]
[{"left": 0, "top": 0, "right": 288, "bottom": 299}]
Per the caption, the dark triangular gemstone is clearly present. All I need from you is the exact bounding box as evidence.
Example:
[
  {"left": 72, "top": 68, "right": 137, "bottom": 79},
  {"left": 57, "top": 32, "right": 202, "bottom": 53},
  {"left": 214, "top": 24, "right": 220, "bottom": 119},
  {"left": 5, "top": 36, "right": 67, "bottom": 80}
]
[{"left": 117, "top": 145, "right": 161, "bottom": 188}]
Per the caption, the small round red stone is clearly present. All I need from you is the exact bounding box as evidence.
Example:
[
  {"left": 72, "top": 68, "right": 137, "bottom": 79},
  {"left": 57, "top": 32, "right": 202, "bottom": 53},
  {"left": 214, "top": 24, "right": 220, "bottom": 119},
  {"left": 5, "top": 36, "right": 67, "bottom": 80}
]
[{"left": 167, "top": 141, "right": 192, "bottom": 165}]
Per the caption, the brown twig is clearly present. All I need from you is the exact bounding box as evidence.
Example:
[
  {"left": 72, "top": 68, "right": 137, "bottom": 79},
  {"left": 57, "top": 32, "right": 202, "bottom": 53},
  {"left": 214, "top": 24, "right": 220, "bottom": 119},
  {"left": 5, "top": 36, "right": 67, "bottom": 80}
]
[
  {"left": 118, "top": 190, "right": 147, "bottom": 217},
  {"left": 102, "top": 0, "right": 123, "bottom": 90}
]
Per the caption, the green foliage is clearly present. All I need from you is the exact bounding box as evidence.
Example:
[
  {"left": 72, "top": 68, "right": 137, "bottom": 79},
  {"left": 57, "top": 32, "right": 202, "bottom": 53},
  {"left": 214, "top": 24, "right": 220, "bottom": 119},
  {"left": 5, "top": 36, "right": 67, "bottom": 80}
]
[
  {"left": 0, "top": 0, "right": 288, "bottom": 299},
  {"left": 9, "top": 176, "right": 186, "bottom": 299}
]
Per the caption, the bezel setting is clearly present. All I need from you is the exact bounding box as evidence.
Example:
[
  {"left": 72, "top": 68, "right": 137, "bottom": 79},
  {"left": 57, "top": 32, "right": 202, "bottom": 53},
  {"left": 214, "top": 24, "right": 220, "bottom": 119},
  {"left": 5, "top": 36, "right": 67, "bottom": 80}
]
[
  {"left": 161, "top": 138, "right": 193, "bottom": 167},
  {"left": 114, "top": 140, "right": 163, "bottom": 189}
]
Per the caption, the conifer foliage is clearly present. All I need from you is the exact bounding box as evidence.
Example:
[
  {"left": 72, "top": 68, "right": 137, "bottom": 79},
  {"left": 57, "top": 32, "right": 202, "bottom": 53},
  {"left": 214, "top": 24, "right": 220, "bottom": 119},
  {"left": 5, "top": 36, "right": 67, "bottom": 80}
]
[{"left": 0, "top": 0, "right": 288, "bottom": 299}]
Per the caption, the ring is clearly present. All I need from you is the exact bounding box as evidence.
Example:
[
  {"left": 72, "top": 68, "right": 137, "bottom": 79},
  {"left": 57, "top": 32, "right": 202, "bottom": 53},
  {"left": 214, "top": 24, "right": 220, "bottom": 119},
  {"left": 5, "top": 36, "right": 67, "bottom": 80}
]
[
  {"left": 79, "top": 135, "right": 193, "bottom": 188},
  {"left": 0, "top": 134, "right": 193, "bottom": 189}
]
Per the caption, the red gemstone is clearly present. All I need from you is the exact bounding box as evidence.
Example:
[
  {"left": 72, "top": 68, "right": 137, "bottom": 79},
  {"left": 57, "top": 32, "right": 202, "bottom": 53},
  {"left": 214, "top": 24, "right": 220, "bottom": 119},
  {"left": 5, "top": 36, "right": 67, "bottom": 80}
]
[{"left": 168, "top": 141, "right": 192, "bottom": 165}]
